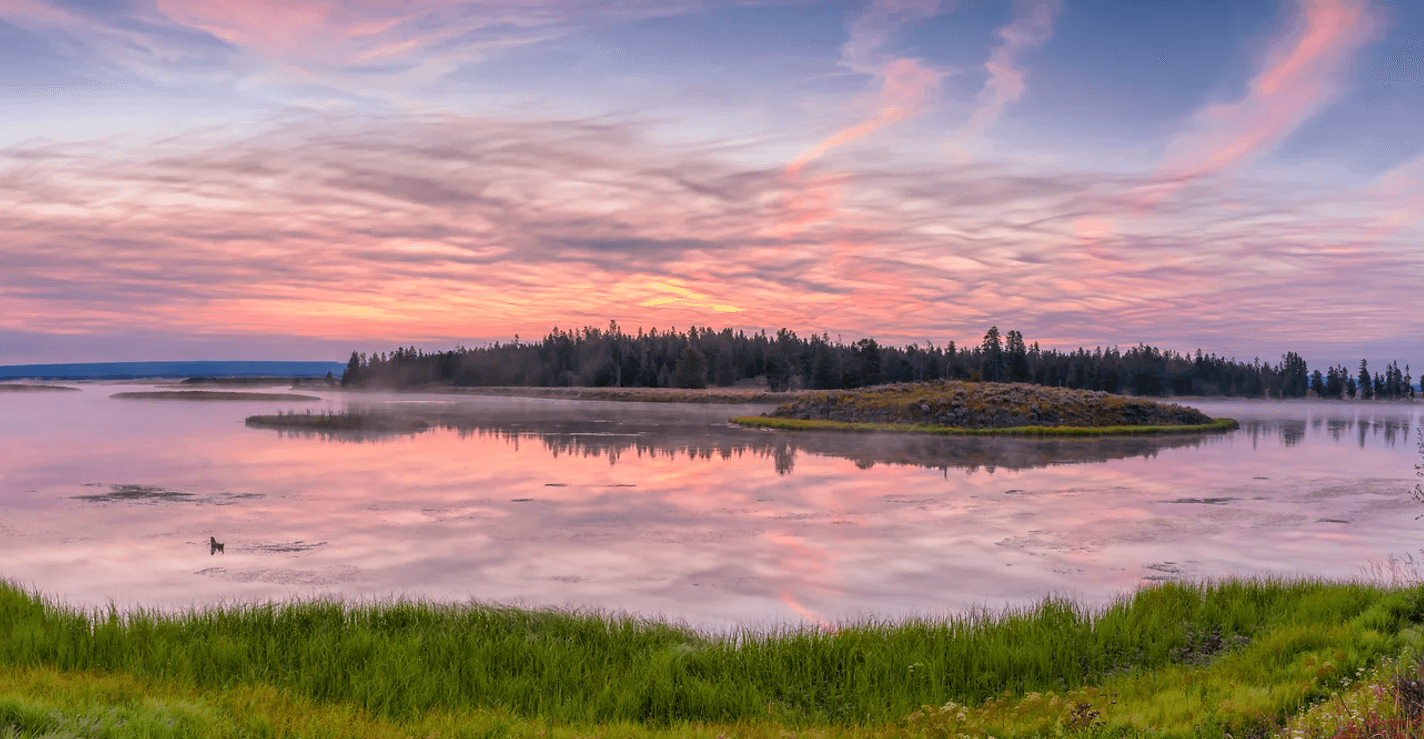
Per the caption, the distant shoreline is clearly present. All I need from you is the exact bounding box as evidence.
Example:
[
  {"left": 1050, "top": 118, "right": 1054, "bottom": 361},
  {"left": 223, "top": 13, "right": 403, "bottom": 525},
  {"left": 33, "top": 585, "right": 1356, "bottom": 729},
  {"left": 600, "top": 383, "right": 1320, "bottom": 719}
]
[
  {"left": 339, "top": 384, "right": 1424, "bottom": 406},
  {"left": 0, "top": 383, "right": 79, "bottom": 392},
  {"left": 110, "top": 391, "right": 323, "bottom": 401}
]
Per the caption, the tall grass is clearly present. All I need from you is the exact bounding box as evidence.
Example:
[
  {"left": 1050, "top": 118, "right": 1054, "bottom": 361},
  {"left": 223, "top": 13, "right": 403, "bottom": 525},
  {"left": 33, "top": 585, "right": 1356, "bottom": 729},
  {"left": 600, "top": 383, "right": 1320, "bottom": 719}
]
[{"left": 3, "top": 578, "right": 1419, "bottom": 729}]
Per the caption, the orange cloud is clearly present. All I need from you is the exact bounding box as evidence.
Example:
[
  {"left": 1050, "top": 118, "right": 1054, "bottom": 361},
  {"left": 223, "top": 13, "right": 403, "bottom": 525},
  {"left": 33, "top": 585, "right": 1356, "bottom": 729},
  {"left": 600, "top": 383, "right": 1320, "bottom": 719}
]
[{"left": 1146, "top": 0, "right": 1379, "bottom": 202}]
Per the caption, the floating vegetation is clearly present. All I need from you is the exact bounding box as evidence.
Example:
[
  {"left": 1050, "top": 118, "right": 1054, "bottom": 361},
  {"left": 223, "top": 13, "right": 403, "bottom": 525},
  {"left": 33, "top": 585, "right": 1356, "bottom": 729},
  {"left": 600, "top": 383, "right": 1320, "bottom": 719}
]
[
  {"left": 244, "top": 410, "right": 429, "bottom": 432},
  {"left": 69, "top": 484, "right": 193, "bottom": 503},
  {"left": 68, "top": 484, "right": 264, "bottom": 505}
]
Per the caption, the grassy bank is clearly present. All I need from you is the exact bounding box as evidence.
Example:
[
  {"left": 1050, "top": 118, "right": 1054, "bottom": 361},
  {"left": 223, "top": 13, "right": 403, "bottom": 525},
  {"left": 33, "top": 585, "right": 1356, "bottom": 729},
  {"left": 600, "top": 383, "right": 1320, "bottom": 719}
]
[
  {"left": 731, "top": 416, "right": 1241, "bottom": 436},
  {"left": 110, "top": 391, "right": 322, "bottom": 401},
  {"left": 4, "top": 579, "right": 1424, "bottom": 736}
]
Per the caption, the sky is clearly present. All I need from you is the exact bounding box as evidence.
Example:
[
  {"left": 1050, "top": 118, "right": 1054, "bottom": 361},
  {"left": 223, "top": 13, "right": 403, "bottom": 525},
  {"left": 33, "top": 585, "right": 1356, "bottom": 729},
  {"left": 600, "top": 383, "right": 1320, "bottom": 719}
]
[{"left": 1, "top": 0, "right": 1422, "bottom": 369}]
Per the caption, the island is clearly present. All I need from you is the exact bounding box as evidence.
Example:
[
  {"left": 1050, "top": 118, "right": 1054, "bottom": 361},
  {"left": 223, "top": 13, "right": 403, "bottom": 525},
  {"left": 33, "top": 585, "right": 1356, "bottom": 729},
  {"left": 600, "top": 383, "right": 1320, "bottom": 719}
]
[
  {"left": 732, "top": 380, "right": 1238, "bottom": 435},
  {"left": 0, "top": 383, "right": 80, "bottom": 392}
]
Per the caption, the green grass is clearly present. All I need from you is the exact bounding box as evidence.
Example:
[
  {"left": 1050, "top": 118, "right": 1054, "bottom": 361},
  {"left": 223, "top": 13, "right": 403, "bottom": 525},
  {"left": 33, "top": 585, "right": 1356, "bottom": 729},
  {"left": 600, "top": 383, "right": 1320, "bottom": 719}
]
[
  {"left": 4, "top": 578, "right": 1424, "bottom": 737},
  {"left": 731, "top": 415, "right": 1241, "bottom": 436}
]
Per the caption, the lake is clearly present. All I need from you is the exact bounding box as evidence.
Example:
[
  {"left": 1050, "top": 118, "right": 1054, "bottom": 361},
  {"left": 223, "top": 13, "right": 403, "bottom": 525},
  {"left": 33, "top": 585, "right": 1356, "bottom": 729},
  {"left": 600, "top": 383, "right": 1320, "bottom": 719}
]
[{"left": 1, "top": 383, "right": 1421, "bottom": 630}]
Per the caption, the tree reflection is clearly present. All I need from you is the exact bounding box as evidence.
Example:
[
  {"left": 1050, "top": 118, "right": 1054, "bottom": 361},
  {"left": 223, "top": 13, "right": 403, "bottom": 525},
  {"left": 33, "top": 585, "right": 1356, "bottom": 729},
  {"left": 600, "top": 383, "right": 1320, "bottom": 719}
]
[{"left": 245, "top": 405, "right": 1232, "bottom": 474}]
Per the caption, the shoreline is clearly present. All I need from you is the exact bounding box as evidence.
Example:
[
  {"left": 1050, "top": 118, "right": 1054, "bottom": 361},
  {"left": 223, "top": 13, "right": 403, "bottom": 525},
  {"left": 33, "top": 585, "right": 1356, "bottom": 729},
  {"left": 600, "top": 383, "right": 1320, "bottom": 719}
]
[{"left": 731, "top": 415, "right": 1242, "bottom": 436}]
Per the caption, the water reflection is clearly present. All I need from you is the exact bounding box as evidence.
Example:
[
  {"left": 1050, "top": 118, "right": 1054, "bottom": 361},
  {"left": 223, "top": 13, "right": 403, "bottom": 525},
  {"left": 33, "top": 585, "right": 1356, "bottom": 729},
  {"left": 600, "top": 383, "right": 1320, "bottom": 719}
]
[
  {"left": 258, "top": 398, "right": 1226, "bottom": 476},
  {"left": 1, "top": 387, "right": 1422, "bottom": 630}
]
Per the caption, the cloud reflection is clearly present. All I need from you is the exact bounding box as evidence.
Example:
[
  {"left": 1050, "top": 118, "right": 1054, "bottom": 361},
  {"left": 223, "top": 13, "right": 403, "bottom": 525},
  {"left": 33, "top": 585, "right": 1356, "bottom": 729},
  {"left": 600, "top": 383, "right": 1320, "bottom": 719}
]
[{"left": 2, "top": 391, "right": 1422, "bottom": 629}]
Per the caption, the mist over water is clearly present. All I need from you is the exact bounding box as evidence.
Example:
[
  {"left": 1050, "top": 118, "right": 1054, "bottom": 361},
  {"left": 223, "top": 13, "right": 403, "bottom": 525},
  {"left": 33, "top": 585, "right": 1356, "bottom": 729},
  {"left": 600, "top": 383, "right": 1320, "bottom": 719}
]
[{"left": 1, "top": 384, "right": 1420, "bottom": 630}]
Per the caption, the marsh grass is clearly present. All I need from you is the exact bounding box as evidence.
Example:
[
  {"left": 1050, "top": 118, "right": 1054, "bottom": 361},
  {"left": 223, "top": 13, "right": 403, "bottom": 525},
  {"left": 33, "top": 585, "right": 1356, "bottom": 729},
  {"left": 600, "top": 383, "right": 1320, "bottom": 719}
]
[
  {"left": 4, "top": 578, "right": 1422, "bottom": 736},
  {"left": 730, "top": 416, "right": 1240, "bottom": 436}
]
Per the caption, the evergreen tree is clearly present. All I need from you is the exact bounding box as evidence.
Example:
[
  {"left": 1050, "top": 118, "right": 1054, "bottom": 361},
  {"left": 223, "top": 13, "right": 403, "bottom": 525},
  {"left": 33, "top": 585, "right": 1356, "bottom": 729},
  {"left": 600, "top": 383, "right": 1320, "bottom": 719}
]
[
  {"left": 764, "top": 352, "right": 793, "bottom": 392},
  {"left": 809, "top": 336, "right": 841, "bottom": 389},
  {"left": 341, "top": 351, "right": 362, "bottom": 386},
  {"left": 847, "top": 338, "right": 884, "bottom": 388},
  {"left": 980, "top": 326, "right": 1004, "bottom": 383},
  {"left": 1005, "top": 330, "right": 1030, "bottom": 383},
  {"left": 1280, "top": 352, "right": 1309, "bottom": 398},
  {"left": 1359, "top": 360, "right": 1373, "bottom": 400},
  {"left": 670, "top": 346, "right": 707, "bottom": 389}
]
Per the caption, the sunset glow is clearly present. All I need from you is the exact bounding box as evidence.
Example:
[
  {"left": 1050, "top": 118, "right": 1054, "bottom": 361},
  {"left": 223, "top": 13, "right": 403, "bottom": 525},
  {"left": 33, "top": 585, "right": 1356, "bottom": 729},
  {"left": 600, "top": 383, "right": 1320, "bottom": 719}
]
[{"left": 2, "top": 0, "right": 1421, "bottom": 365}]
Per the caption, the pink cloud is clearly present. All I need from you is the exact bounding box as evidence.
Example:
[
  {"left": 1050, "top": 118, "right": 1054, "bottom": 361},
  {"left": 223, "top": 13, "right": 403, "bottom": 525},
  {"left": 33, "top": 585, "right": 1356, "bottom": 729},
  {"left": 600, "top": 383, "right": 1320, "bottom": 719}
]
[
  {"left": 965, "top": 0, "right": 1062, "bottom": 135},
  {"left": 1149, "top": 0, "right": 1380, "bottom": 199},
  {"left": 775, "top": 0, "right": 944, "bottom": 254},
  {"left": 839, "top": 0, "right": 941, "bottom": 74},
  {"left": 1, "top": 113, "right": 1420, "bottom": 364},
  {"left": 786, "top": 58, "right": 943, "bottom": 178}
]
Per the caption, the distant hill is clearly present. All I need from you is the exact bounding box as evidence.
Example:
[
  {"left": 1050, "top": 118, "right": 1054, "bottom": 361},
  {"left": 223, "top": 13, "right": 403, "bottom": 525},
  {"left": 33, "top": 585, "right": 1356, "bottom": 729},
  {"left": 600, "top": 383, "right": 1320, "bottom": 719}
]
[{"left": 0, "top": 361, "right": 346, "bottom": 380}]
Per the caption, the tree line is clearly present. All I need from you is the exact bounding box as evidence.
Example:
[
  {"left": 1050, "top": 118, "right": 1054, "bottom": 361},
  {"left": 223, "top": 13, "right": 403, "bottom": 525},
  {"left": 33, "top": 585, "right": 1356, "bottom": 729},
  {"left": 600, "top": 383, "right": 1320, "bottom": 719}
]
[
  {"left": 1309, "top": 360, "right": 1415, "bottom": 400},
  {"left": 341, "top": 323, "right": 1417, "bottom": 400}
]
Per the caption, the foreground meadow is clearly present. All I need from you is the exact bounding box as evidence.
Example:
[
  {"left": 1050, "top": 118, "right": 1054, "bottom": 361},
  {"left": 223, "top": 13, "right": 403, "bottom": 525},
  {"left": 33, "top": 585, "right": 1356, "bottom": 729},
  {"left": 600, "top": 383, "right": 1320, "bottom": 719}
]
[{"left": 5, "top": 578, "right": 1424, "bottom": 737}]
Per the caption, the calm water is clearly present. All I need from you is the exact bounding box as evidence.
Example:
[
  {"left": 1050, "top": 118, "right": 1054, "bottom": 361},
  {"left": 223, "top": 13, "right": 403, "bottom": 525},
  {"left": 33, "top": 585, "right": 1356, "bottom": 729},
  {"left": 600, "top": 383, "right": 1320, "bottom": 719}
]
[{"left": 2, "top": 383, "right": 1421, "bottom": 630}]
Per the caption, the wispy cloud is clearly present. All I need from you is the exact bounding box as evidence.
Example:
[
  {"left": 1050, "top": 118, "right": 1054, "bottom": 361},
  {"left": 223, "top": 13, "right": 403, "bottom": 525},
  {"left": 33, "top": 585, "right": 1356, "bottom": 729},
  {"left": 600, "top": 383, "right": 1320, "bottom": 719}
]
[
  {"left": 772, "top": 0, "right": 945, "bottom": 297},
  {"left": 1149, "top": 0, "right": 1380, "bottom": 198},
  {"left": 964, "top": 0, "right": 1062, "bottom": 136},
  {"left": 0, "top": 0, "right": 236, "bottom": 85},
  {"left": 785, "top": 57, "right": 943, "bottom": 177},
  {"left": 0, "top": 0, "right": 751, "bottom": 99},
  {"left": 785, "top": 0, "right": 944, "bottom": 176}
]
